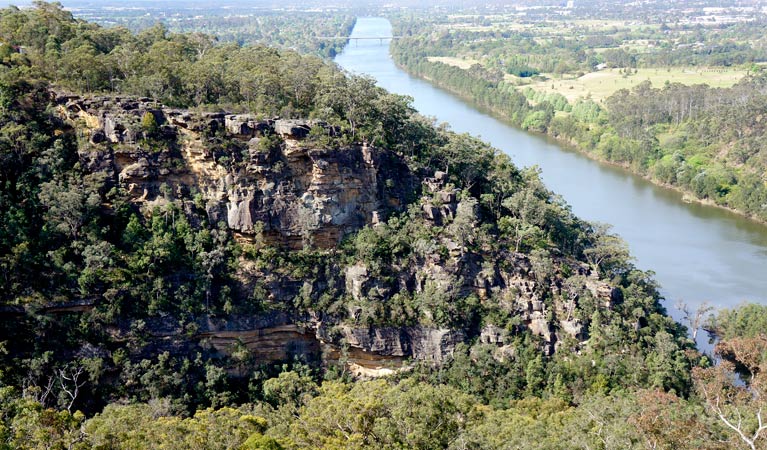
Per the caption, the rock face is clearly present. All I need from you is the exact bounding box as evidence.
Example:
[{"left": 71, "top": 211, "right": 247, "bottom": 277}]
[
  {"left": 94, "top": 312, "right": 461, "bottom": 377},
  {"left": 222, "top": 141, "right": 408, "bottom": 249},
  {"left": 327, "top": 325, "right": 466, "bottom": 364},
  {"left": 54, "top": 94, "right": 621, "bottom": 376},
  {"left": 59, "top": 95, "right": 415, "bottom": 250}
]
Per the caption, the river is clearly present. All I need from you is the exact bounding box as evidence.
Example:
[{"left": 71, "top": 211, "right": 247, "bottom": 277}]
[{"left": 335, "top": 17, "right": 767, "bottom": 338}]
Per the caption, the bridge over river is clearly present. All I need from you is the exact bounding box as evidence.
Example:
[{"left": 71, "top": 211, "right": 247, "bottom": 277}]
[{"left": 318, "top": 36, "right": 401, "bottom": 43}]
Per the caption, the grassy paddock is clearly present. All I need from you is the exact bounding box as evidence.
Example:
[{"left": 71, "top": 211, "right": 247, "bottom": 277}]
[
  {"left": 423, "top": 54, "right": 747, "bottom": 103},
  {"left": 520, "top": 67, "right": 748, "bottom": 102},
  {"left": 427, "top": 56, "right": 480, "bottom": 69}
]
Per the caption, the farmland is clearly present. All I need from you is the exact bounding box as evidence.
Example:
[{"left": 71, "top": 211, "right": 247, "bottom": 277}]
[{"left": 519, "top": 67, "right": 748, "bottom": 103}]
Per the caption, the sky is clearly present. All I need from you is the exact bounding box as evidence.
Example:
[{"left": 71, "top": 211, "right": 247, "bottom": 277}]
[{"left": 1, "top": 0, "right": 554, "bottom": 8}]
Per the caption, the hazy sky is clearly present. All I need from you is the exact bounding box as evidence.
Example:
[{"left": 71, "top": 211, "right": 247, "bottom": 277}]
[
  {"left": 0, "top": 0, "right": 392, "bottom": 5},
  {"left": 1, "top": 0, "right": 520, "bottom": 7}
]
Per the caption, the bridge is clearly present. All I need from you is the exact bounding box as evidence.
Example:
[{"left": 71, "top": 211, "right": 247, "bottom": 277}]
[{"left": 316, "top": 36, "right": 402, "bottom": 44}]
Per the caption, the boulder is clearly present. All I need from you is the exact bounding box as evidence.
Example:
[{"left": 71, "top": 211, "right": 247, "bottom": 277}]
[
  {"left": 90, "top": 129, "right": 107, "bottom": 144},
  {"left": 333, "top": 326, "right": 466, "bottom": 363},
  {"left": 225, "top": 114, "right": 256, "bottom": 136},
  {"left": 480, "top": 325, "right": 506, "bottom": 345},
  {"left": 274, "top": 119, "right": 311, "bottom": 139},
  {"left": 345, "top": 263, "right": 369, "bottom": 302}
]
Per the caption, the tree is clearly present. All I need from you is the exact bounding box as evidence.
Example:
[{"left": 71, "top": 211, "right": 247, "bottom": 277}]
[
  {"left": 57, "top": 364, "right": 87, "bottom": 413},
  {"left": 316, "top": 72, "right": 379, "bottom": 141},
  {"left": 630, "top": 390, "right": 699, "bottom": 449},
  {"left": 694, "top": 335, "right": 767, "bottom": 450},
  {"left": 501, "top": 187, "right": 546, "bottom": 252},
  {"left": 38, "top": 174, "right": 102, "bottom": 240},
  {"left": 676, "top": 300, "right": 714, "bottom": 340},
  {"left": 141, "top": 111, "right": 159, "bottom": 136},
  {"left": 262, "top": 370, "right": 318, "bottom": 410},
  {"left": 583, "top": 222, "right": 631, "bottom": 275},
  {"left": 440, "top": 133, "right": 495, "bottom": 190},
  {"left": 706, "top": 304, "right": 767, "bottom": 341}
]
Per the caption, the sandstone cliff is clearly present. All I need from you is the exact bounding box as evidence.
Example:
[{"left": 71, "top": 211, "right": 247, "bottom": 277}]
[
  {"left": 62, "top": 95, "right": 416, "bottom": 250},
  {"left": 53, "top": 94, "right": 621, "bottom": 377}
]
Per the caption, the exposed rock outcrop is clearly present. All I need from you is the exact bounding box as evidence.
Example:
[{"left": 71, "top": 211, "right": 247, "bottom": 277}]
[
  {"left": 59, "top": 95, "right": 416, "bottom": 249},
  {"left": 327, "top": 325, "right": 465, "bottom": 364},
  {"left": 52, "top": 94, "right": 623, "bottom": 375}
]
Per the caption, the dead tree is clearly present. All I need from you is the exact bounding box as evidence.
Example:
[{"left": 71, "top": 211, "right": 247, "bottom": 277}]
[
  {"left": 58, "top": 365, "right": 87, "bottom": 413},
  {"left": 676, "top": 300, "right": 714, "bottom": 340}
]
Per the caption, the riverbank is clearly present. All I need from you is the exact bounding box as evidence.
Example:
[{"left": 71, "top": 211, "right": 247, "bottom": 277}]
[
  {"left": 393, "top": 58, "right": 767, "bottom": 227},
  {"left": 550, "top": 131, "right": 764, "bottom": 224},
  {"left": 337, "top": 17, "right": 767, "bottom": 315}
]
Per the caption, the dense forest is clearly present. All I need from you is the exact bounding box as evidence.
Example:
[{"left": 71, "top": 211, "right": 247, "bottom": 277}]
[
  {"left": 87, "top": 9, "right": 357, "bottom": 59},
  {"left": 0, "top": 2, "right": 766, "bottom": 449},
  {"left": 390, "top": 16, "right": 767, "bottom": 222}
]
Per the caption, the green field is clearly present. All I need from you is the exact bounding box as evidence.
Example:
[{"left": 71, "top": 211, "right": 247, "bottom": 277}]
[
  {"left": 516, "top": 67, "right": 748, "bottom": 102},
  {"left": 427, "top": 56, "right": 480, "bottom": 69},
  {"left": 429, "top": 54, "right": 748, "bottom": 103},
  {"left": 437, "top": 17, "right": 645, "bottom": 35}
]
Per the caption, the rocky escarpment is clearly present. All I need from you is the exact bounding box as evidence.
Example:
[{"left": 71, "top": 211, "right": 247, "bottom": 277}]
[
  {"left": 66, "top": 310, "right": 464, "bottom": 378},
  {"left": 61, "top": 95, "right": 416, "bottom": 249},
  {"left": 53, "top": 94, "right": 623, "bottom": 377}
]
